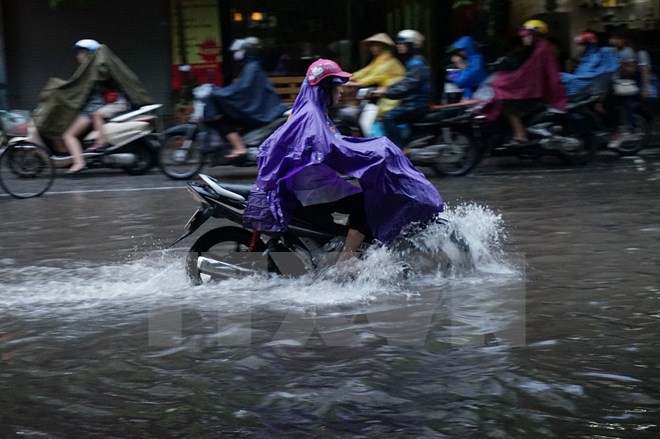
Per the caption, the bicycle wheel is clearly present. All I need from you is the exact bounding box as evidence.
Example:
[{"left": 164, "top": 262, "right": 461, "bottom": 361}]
[{"left": 0, "top": 141, "right": 55, "bottom": 199}]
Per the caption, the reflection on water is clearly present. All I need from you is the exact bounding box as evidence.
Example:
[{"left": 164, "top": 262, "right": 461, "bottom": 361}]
[{"left": 2, "top": 181, "right": 660, "bottom": 436}]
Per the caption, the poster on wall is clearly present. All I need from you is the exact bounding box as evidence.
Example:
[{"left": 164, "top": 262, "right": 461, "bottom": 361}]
[{"left": 170, "top": 0, "right": 223, "bottom": 90}]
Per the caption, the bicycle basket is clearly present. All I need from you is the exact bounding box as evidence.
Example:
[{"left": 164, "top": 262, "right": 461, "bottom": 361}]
[{"left": 0, "top": 110, "right": 30, "bottom": 137}]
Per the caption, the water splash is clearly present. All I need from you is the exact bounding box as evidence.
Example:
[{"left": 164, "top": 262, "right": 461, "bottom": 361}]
[{"left": 0, "top": 204, "right": 519, "bottom": 316}]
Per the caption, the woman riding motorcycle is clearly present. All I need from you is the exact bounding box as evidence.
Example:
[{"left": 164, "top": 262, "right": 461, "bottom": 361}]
[
  {"left": 243, "top": 59, "right": 443, "bottom": 258},
  {"left": 203, "top": 37, "right": 287, "bottom": 160},
  {"left": 479, "top": 19, "right": 567, "bottom": 146},
  {"left": 446, "top": 35, "right": 488, "bottom": 100},
  {"left": 345, "top": 32, "right": 405, "bottom": 117},
  {"left": 560, "top": 30, "right": 619, "bottom": 97}
]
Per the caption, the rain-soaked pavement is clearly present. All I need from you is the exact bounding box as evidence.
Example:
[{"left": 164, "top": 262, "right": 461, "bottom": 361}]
[{"left": 1, "top": 150, "right": 659, "bottom": 437}]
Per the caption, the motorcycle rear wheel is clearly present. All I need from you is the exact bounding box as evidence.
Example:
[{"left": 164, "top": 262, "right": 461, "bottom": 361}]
[
  {"left": 186, "top": 226, "right": 267, "bottom": 285},
  {"left": 159, "top": 133, "right": 205, "bottom": 180},
  {"left": 123, "top": 139, "right": 156, "bottom": 175},
  {"left": 430, "top": 131, "right": 480, "bottom": 177},
  {"left": 0, "top": 141, "right": 55, "bottom": 199},
  {"left": 616, "top": 113, "right": 650, "bottom": 156}
]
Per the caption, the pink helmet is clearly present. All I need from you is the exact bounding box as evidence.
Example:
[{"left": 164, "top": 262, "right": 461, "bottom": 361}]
[
  {"left": 574, "top": 31, "right": 598, "bottom": 45},
  {"left": 306, "top": 59, "right": 351, "bottom": 86}
]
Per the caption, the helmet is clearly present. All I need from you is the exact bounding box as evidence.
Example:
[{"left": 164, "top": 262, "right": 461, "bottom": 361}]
[
  {"left": 574, "top": 31, "right": 598, "bottom": 45},
  {"left": 306, "top": 59, "right": 351, "bottom": 86},
  {"left": 521, "top": 19, "right": 548, "bottom": 34},
  {"left": 229, "top": 37, "right": 261, "bottom": 51},
  {"left": 73, "top": 39, "right": 100, "bottom": 52},
  {"left": 395, "top": 29, "right": 424, "bottom": 48}
]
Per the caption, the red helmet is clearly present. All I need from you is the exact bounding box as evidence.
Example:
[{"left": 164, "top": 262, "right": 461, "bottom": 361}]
[
  {"left": 574, "top": 31, "right": 598, "bottom": 45},
  {"left": 306, "top": 59, "right": 351, "bottom": 86}
]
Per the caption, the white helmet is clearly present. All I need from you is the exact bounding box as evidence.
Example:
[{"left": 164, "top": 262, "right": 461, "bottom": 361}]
[
  {"left": 229, "top": 37, "right": 261, "bottom": 51},
  {"left": 73, "top": 39, "right": 100, "bottom": 51},
  {"left": 395, "top": 29, "right": 424, "bottom": 48}
]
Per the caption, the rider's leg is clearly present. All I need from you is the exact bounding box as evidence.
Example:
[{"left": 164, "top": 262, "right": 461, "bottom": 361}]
[
  {"left": 62, "top": 115, "right": 92, "bottom": 172},
  {"left": 338, "top": 228, "right": 366, "bottom": 262},
  {"left": 225, "top": 131, "right": 247, "bottom": 158},
  {"left": 382, "top": 108, "right": 405, "bottom": 148},
  {"left": 506, "top": 112, "right": 528, "bottom": 143}
]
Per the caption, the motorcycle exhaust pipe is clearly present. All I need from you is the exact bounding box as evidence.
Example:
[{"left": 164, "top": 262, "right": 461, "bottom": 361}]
[{"left": 103, "top": 153, "right": 136, "bottom": 166}]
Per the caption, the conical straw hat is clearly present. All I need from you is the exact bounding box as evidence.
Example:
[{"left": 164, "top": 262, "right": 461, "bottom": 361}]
[{"left": 362, "top": 32, "right": 396, "bottom": 48}]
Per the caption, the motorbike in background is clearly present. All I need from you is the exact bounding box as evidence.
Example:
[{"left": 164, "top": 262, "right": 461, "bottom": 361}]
[
  {"left": 169, "top": 173, "right": 472, "bottom": 284},
  {"left": 468, "top": 93, "right": 600, "bottom": 166},
  {"left": 1, "top": 104, "right": 161, "bottom": 198},
  {"left": 158, "top": 84, "right": 290, "bottom": 180},
  {"left": 333, "top": 88, "right": 480, "bottom": 177},
  {"left": 10, "top": 104, "right": 162, "bottom": 175}
]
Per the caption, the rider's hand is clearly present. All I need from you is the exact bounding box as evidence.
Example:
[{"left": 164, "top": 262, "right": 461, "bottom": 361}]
[{"left": 370, "top": 87, "right": 387, "bottom": 98}]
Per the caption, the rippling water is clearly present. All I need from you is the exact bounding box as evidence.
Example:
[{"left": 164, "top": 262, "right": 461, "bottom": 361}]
[{"left": 2, "top": 165, "right": 660, "bottom": 437}]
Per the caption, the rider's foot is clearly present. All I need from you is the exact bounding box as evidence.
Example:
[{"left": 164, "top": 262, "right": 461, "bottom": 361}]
[
  {"left": 502, "top": 137, "right": 529, "bottom": 147},
  {"left": 66, "top": 162, "right": 87, "bottom": 174},
  {"left": 225, "top": 149, "right": 247, "bottom": 160}
]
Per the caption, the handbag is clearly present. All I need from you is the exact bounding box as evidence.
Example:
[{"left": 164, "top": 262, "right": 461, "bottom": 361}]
[{"left": 613, "top": 79, "right": 639, "bottom": 96}]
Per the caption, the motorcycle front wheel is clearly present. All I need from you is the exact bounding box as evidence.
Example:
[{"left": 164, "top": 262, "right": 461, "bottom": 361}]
[
  {"left": 159, "top": 133, "right": 205, "bottom": 180},
  {"left": 430, "top": 131, "right": 480, "bottom": 177},
  {"left": 0, "top": 141, "right": 55, "bottom": 199},
  {"left": 559, "top": 130, "right": 597, "bottom": 165},
  {"left": 186, "top": 226, "right": 267, "bottom": 285}
]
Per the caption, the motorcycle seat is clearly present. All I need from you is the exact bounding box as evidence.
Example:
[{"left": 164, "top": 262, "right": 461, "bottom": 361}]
[{"left": 217, "top": 182, "right": 254, "bottom": 199}]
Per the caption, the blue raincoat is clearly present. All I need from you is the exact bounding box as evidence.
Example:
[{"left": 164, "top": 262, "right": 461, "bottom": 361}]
[
  {"left": 243, "top": 79, "right": 443, "bottom": 244},
  {"left": 448, "top": 36, "right": 488, "bottom": 99},
  {"left": 560, "top": 45, "right": 619, "bottom": 96},
  {"left": 204, "top": 56, "right": 287, "bottom": 127}
]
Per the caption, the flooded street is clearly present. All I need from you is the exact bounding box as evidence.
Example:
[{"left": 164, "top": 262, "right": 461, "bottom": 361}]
[{"left": 1, "top": 154, "right": 659, "bottom": 437}]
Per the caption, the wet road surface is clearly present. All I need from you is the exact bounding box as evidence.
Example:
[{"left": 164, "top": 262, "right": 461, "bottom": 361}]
[{"left": 1, "top": 150, "right": 659, "bottom": 437}]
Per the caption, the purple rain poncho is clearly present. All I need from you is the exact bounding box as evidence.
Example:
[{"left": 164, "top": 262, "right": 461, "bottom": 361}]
[{"left": 242, "top": 79, "right": 443, "bottom": 244}]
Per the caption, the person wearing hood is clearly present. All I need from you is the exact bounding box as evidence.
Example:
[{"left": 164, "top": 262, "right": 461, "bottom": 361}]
[
  {"left": 54, "top": 39, "right": 150, "bottom": 174},
  {"left": 446, "top": 36, "right": 488, "bottom": 100},
  {"left": 479, "top": 20, "right": 567, "bottom": 146},
  {"left": 243, "top": 59, "right": 443, "bottom": 260},
  {"left": 345, "top": 32, "right": 405, "bottom": 117},
  {"left": 204, "top": 37, "right": 287, "bottom": 161},
  {"left": 560, "top": 30, "right": 619, "bottom": 96},
  {"left": 370, "top": 29, "right": 431, "bottom": 149}
]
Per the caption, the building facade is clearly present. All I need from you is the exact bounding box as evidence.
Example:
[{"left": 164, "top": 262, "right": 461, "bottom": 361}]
[{"left": 2, "top": 0, "right": 659, "bottom": 117}]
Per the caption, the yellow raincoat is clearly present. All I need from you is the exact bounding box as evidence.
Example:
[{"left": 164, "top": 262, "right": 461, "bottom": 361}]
[{"left": 351, "top": 51, "right": 405, "bottom": 116}]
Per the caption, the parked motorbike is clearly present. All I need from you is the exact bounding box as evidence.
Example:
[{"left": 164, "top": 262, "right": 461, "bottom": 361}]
[
  {"left": 159, "top": 84, "right": 290, "bottom": 180},
  {"left": 333, "top": 88, "right": 480, "bottom": 176},
  {"left": 169, "top": 173, "right": 472, "bottom": 285},
  {"left": 9, "top": 104, "right": 162, "bottom": 175}
]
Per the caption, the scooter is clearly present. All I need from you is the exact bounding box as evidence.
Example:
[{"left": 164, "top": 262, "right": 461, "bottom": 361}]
[
  {"left": 169, "top": 174, "right": 472, "bottom": 284},
  {"left": 469, "top": 94, "right": 600, "bottom": 165},
  {"left": 9, "top": 104, "right": 162, "bottom": 175},
  {"left": 158, "top": 84, "right": 290, "bottom": 180},
  {"left": 333, "top": 88, "right": 480, "bottom": 177}
]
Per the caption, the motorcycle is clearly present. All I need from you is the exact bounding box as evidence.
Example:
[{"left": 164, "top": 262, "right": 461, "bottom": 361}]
[
  {"left": 333, "top": 88, "right": 480, "bottom": 177},
  {"left": 159, "top": 84, "right": 290, "bottom": 180},
  {"left": 169, "top": 173, "right": 472, "bottom": 284},
  {"left": 9, "top": 104, "right": 162, "bottom": 175},
  {"left": 468, "top": 94, "right": 600, "bottom": 165}
]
